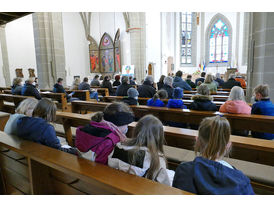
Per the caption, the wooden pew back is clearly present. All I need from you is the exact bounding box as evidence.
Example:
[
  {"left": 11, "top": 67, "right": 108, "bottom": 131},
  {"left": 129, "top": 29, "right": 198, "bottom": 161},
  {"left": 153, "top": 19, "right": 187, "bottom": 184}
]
[{"left": 40, "top": 92, "right": 69, "bottom": 112}]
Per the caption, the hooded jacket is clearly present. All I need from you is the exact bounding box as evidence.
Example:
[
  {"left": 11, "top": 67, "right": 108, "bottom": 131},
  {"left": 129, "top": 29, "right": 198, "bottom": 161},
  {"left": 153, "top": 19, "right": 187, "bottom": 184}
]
[
  {"left": 219, "top": 100, "right": 251, "bottom": 114},
  {"left": 251, "top": 98, "right": 274, "bottom": 140},
  {"left": 108, "top": 142, "right": 174, "bottom": 186},
  {"left": 189, "top": 95, "right": 218, "bottom": 111},
  {"left": 17, "top": 117, "right": 77, "bottom": 154},
  {"left": 167, "top": 99, "right": 187, "bottom": 109},
  {"left": 172, "top": 76, "right": 192, "bottom": 91},
  {"left": 21, "top": 83, "right": 41, "bottom": 100},
  {"left": 137, "top": 81, "right": 156, "bottom": 98},
  {"left": 172, "top": 157, "right": 254, "bottom": 195},
  {"left": 147, "top": 98, "right": 165, "bottom": 107},
  {"left": 75, "top": 121, "right": 122, "bottom": 164}
]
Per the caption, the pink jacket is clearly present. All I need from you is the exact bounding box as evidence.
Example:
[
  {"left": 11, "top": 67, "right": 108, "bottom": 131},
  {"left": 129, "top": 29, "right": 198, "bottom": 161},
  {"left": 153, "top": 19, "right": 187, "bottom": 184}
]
[{"left": 219, "top": 100, "right": 251, "bottom": 114}]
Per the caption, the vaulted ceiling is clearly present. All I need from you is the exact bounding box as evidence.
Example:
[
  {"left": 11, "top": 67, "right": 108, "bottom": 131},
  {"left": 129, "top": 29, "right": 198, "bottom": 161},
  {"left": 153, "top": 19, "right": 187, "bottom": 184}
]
[{"left": 0, "top": 12, "right": 32, "bottom": 26}]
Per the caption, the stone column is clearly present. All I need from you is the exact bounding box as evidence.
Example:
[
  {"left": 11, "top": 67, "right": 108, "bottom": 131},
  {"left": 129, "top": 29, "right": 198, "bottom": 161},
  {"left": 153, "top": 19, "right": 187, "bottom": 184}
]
[
  {"left": 32, "top": 12, "right": 66, "bottom": 89},
  {"left": 129, "top": 12, "right": 146, "bottom": 83},
  {"left": 0, "top": 25, "right": 11, "bottom": 86},
  {"left": 247, "top": 13, "right": 274, "bottom": 101}
]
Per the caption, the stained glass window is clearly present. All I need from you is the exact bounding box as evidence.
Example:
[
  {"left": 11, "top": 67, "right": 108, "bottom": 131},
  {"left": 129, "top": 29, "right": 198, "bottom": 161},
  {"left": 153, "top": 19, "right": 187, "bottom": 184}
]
[
  {"left": 209, "top": 19, "right": 229, "bottom": 63},
  {"left": 181, "top": 12, "right": 193, "bottom": 65}
]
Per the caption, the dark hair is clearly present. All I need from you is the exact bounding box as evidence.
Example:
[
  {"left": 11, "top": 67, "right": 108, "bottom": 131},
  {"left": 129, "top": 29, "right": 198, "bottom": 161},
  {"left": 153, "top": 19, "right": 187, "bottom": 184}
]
[
  {"left": 176, "top": 70, "right": 183, "bottom": 77},
  {"left": 57, "top": 78, "right": 63, "bottom": 83},
  {"left": 94, "top": 75, "right": 99, "bottom": 79},
  {"left": 83, "top": 77, "right": 88, "bottom": 82},
  {"left": 187, "top": 75, "right": 192, "bottom": 79},
  {"left": 115, "top": 75, "right": 120, "bottom": 81},
  {"left": 121, "top": 76, "right": 129, "bottom": 84},
  {"left": 201, "top": 72, "right": 206, "bottom": 77},
  {"left": 129, "top": 76, "right": 133, "bottom": 80},
  {"left": 32, "top": 98, "right": 57, "bottom": 122},
  {"left": 153, "top": 90, "right": 168, "bottom": 101},
  {"left": 159, "top": 75, "right": 165, "bottom": 84},
  {"left": 103, "top": 76, "right": 109, "bottom": 82}
]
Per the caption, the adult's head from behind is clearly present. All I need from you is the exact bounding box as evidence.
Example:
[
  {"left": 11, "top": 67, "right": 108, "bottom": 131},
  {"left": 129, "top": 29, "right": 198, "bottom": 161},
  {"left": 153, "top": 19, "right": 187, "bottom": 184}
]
[
  {"left": 115, "top": 75, "right": 120, "bottom": 81},
  {"left": 103, "top": 76, "right": 109, "bottom": 82},
  {"left": 204, "top": 74, "right": 214, "bottom": 84},
  {"left": 57, "top": 78, "right": 63, "bottom": 85},
  {"left": 186, "top": 75, "right": 192, "bottom": 80},
  {"left": 127, "top": 88, "right": 139, "bottom": 99},
  {"left": 144, "top": 75, "right": 154, "bottom": 85},
  {"left": 121, "top": 75, "right": 129, "bottom": 84},
  {"left": 176, "top": 70, "right": 183, "bottom": 78},
  {"left": 32, "top": 98, "right": 57, "bottom": 122},
  {"left": 94, "top": 75, "right": 99, "bottom": 79},
  {"left": 229, "top": 73, "right": 236, "bottom": 80},
  {"left": 195, "top": 116, "right": 231, "bottom": 161},
  {"left": 173, "top": 87, "right": 183, "bottom": 99},
  {"left": 91, "top": 102, "right": 134, "bottom": 134},
  {"left": 83, "top": 77, "right": 88, "bottom": 82},
  {"left": 15, "top": 98, "right": 39, "bottom": 117},
  {"left": 73, "top": 77, "right": 80, "bottom": 86},
  {"left": 228, "top": 86, "right": 245, "bottom": 101},
  {"left": 163, "top": 76, "right": 173, "bottom": 87},
  {"left": 159, "top": 75, "right": 166, "bottom": 84},
  {"left": 26, "top": 77, "right": 35, "bottom": 85},
  {"left": 153, "top": 89, "right": 168, "bottom": 101},
  {"left": 128, "top": 114, "right": 165, "bottom": 180},
  {"left": 197, "top": 84, "right": 210, "bottom": 96},
  {"left": 201, "top": 72, "right": 206, "bottom": 78},
  {"left": 129, "top": 76, "right": 133, "bottom": 80},
  {"left": 253, "top": 84, "right": 269, "bottom": 100},
  {"left": 216, "top": 73, "right": 221, "bottom": 79},
  {"left": 12, "top": 77, "right": 22, "bottom": 86}
]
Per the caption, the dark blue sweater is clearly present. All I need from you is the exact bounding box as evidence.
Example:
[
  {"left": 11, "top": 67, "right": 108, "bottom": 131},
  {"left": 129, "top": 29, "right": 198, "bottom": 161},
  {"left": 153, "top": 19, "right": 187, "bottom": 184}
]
[{"left": 173, "top": 157, "right": 254, "bottom": 195}]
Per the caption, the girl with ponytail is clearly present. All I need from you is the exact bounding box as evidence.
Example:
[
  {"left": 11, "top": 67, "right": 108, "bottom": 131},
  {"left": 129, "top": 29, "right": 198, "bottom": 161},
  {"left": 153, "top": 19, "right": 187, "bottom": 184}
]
[
  {"left": 108, "top": 115, "right": 174, "bottom": 186},
  {"left": 172, "top": 116, "right": 254, "bottom": 194},
  {"left": 147, "top": 90, "right": 168, "bottom": 107}
]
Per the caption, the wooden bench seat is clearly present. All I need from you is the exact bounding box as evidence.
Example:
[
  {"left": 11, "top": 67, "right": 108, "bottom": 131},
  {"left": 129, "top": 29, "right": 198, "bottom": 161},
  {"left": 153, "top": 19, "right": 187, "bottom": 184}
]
[{"left": 0, "top": 131, "right": 191, "bottom": 195}]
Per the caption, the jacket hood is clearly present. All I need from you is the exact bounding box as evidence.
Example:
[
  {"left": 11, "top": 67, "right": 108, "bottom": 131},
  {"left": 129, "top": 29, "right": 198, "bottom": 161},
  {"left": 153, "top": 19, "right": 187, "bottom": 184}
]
[
  {"left": 191, "top": 94, "right": 213, "bottom": 101},
  {"left": 173, "top": 76, "right": 182, "bottom": 82},
  {"left": 168, "top": 99, "right": 184, "bottom": 108},
  {"left": 193, "top": 157, "right": 253, "bottom": 195}
]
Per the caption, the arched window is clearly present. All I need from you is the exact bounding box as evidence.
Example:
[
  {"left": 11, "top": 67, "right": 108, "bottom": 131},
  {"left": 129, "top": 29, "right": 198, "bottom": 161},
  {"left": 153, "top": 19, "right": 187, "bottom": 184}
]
[{"left": 206, "top": 14, "right": 232, "bottom": 66}]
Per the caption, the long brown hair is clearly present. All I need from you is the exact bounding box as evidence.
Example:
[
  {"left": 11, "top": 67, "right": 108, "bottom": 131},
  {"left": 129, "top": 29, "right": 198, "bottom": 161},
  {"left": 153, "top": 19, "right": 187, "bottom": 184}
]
[
  {"left": 152, "top": 90, "right": 168, "bottom": 101},
  {"left": 32, "top": 98, "right": 57, "bottom": 122},
  {"left": 195, "top": 116, "right": 231, "bottom": 160},
  {"left": 125, "top": 115, "right": 165, "bottom": 180}
]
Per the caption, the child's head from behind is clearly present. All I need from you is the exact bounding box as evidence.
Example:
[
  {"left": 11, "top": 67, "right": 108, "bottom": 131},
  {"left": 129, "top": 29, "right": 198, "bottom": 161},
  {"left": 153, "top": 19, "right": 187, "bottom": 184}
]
[
  {"left": 173, "top": 87, "right": 183, "bottom": 99},
  {"left": 253, "top": 84, "right": 269, "bottom": 100},
  {"left": 32, "top": 98, "right": 57, "bottom": 122},
  {"left": 127, "top": 88, "right": 139, "bottom": 99},
  {"left": 195, "top": 116, "right": 231, "bottom": 161},
  {"left": 197, "top": 84, "right": 209, "bottom": 96},
  {"left": 153, "top": 90, "right": 168, "bottom": 101},
  {"left": 15, "top": 98, "right": 39, "bottom": 117}
]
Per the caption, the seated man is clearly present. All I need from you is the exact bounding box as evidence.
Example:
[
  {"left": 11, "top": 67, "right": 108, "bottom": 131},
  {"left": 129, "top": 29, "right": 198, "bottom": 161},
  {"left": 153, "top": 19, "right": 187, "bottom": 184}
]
[
  {"left": 173, "top": 70, "right": 192, "bottom": 91},
  {"left": 53, "top": 78, "right": 77, "bottom": 102},
  {"left": 215, "top": 73, "right": 224, "bottom": 87},
  {"left": 129, "top": 76, "right": 136, "bottom": 85},
  {"left": 21, "top": 78, "right": 41, "bottom": 100},
  {"left": 195, "top": 72, "right": 206, "bottom": 86},
  {"left": 90, "top": 75, "right": 100, "bottom": 87},
  {"left": 116, "top": 76, "right": 132, "bottom": 96},
  {"left": 79, "top": 77, "right": 98, "bottom": 101},
  {"left": 222, "top": 74, "right": 242, "bottom": 89},
  {"left": 137, "top": 75, "right": 156, "bottom": 98},
  {"left": 122, "top": 88, "right": 139, "bottom": 105},
  {"left": 185, "top": 75, "right": 196, "bottom": 88}
]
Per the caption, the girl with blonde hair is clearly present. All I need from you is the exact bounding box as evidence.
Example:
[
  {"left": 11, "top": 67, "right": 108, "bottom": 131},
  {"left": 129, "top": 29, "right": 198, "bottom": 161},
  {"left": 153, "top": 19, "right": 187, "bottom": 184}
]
[
  {"left": 108, "top": 115, "right": 174, "bottom": 186},
  {"left": 201, "top": 74, "right": 217, "bottom": 93},
  {"left": 173, "top": 116, "right": 254, "bottom": 194}
]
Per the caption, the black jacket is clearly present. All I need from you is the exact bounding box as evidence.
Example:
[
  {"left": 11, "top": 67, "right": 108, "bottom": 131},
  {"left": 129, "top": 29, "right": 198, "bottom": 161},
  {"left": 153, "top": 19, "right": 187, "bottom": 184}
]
[
  {"left": 137, "top": 81, "right": 156, "bottom": 98},
  {"left": 215, "top": 78, "right": 225, "bottom": 87},
  {"left": 116, "top": 83, "right": 132, "bottom": 96},
  {"left": 157, "top": 82, "right": 164, "bottom": 90},
  {"left": 53, "top": 83, "right": 70, "bottom": 100},
  {"left": 112, "top": 80, "right": 121, "bottom": 87},
  {"left": 130, "top": 80, "right": 136, "bottom": 85},
  {"left": 189, "top": 95, "right": 217, "bottom": 111},
  {"left": 162, "top": 84, "right": 174, "bottom": 99},
  {"left": 101, "top": 80, "right": 115, "bottom": 95},
  {"left": 195, "top": 77, "right": 205, "bottom": 85},
  {"left": 12, "top": 85, "right": 22, "bottom": 95},
  {"left": 222, "top": 78, "right": 242, "bottom": 89},
  {"left": 22, "top": 83, "right": 41, "bottom": 100},
  {"left": 122, "top": 97, "right": 138, "bottom": 105},
  {"left": 186, "top": 79, "right": 196, "bottom": 88}
]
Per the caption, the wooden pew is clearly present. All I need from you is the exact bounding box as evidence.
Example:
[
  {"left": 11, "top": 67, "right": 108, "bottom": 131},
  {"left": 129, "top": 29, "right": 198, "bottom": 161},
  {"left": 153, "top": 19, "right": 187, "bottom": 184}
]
[
  {"left": 102, "top": 96, "right": 225, "bottom": 108},
  {"left": 183, "top": 94, "right": 228, "bottom": 101},
  {"left": 0, "top": 94, "right": 32, "bottom": 114},
  {"left": 40, "top": 92, "right": 69, "bottom": 112},
  {"left": 71, "top": 101, "right": 274, "bottom": 135},
  {"left": 0, "top": 131, "right": 191, "bottom": 195},
  {"left": 90, "top": 87, "right": 109, "bottom": 97},
  {"left": 0, "top": 112, "right": 10, "bottom": 131}
]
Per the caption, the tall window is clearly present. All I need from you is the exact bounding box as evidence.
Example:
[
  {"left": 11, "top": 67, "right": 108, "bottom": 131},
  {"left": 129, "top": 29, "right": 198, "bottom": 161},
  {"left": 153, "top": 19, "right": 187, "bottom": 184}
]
[
  {"left": 209, "top": 19, "right": 229, "bottom": 63},
  {"left": 181, "top": 12, "right": 193, "bottom": 65}
]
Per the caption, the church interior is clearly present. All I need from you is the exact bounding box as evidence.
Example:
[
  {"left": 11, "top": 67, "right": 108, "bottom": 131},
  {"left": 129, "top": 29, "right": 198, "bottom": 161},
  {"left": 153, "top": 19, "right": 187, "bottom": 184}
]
[{"left": 0, "top": 10, "right": 274, "bottom": 196}]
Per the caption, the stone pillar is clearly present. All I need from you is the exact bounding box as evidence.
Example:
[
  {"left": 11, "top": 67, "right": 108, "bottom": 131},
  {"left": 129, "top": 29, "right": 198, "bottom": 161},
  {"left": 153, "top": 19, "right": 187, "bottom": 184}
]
[
  {"left": 129, "top": 12, "right": 146, "bottom": 83},
  {"left": 247, "top": 13, "right": 274, "bottom": 101},
  {"left": 0, "top": 25, "right": 11, "bottom": 86},
  {"left": 32, "top": 12, "right": 66, "bottom": 89}
]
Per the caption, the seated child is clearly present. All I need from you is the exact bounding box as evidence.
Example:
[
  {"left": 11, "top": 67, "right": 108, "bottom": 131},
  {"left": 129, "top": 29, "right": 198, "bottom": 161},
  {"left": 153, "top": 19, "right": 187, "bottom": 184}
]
[
  {"left": 75, "top": 102, "right": 135, "bottom": 164},
  {"left": 251, "top": 84, "right": 274, "bottom": 140},
  {"left": 4, "top": 98, "right": 38, "bottom": 136},
  {"left": 147, "top": 90, "right": 168, "bottom": 107},
  {"left": 108, "top": 115, "right": 174, "bottom": 186},
  {"left": 17, "top": 98, "right": 78, "bottom": 155},
  {"left": 167, "top": 87, "right": 187, "bottom": 109},
  {"left": 172, "top": 116, "right": 254, "bottom": 195},
  {"left": 122, "top": 88, "right": 139, "bottom": 106}
]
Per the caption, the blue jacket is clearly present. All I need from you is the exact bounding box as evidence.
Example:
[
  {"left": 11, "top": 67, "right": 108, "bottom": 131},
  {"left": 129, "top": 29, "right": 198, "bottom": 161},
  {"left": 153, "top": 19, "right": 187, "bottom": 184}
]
[
  {"left": 21, "top": 83, "right": 41, "bottom": 100},
  {"left": 167, "top": 99, "right": 187, "bottom": 109},
  {"left": 251, "top": 98, "right": 274, "bottom": 140},
  {"left": 173, "top": 157, "right": 254, "bottom": 195},
  {"left": 173, "top": 76, "right": 192, "bottom": 91},
  {"left": 147, "top": 99, "right": 165, "bottom": 107},
  {"left": 17, "top": 117, "right": 77, "bottom": 154}
]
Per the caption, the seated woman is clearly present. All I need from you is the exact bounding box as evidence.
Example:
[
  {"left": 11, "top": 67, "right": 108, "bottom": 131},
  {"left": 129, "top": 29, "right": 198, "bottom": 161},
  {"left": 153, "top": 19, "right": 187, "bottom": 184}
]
[
  {"left": 201, "top": 74, "right": 217, "bottom": 93},
  {"left": 16, "top": 98, "right": 78, "bottom": 155},
  {"left": 122, "top": 88, "right": 139, "bottom": 106},
  {"left": 101, "top": 76, "right": 115, "bottom": 96},
  {"left": 11, "top": 77, "right": 23, "bottom": 95},
  {"left": 147, "top": 90, "right": 168, "bottom": 107},
  {"left": 172, "top": 116, "right": 254, "bottom": 195},
  {"left": 219, "top": 86, "right": 251, "bottom": 136},
  {"left": 70, "top": 77, "right": 80, "bottom": 90},
  {"left": 75, "top": 102, "right": 135, "bottom": 165},
  {"left": 108, "top": 115, "right": 174, "bottom": 186},
  {"left": 112, "top": 75, "right": 121, "bottom": 87},
  {"left": 4, "top": 98, "right": 38, "bottom": 136},
  {"left": 157, "top": 75, "right": 165, "bottom": 90},
  {"left": 162, "top": 76, "right": 174, "bottom": 99}
]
